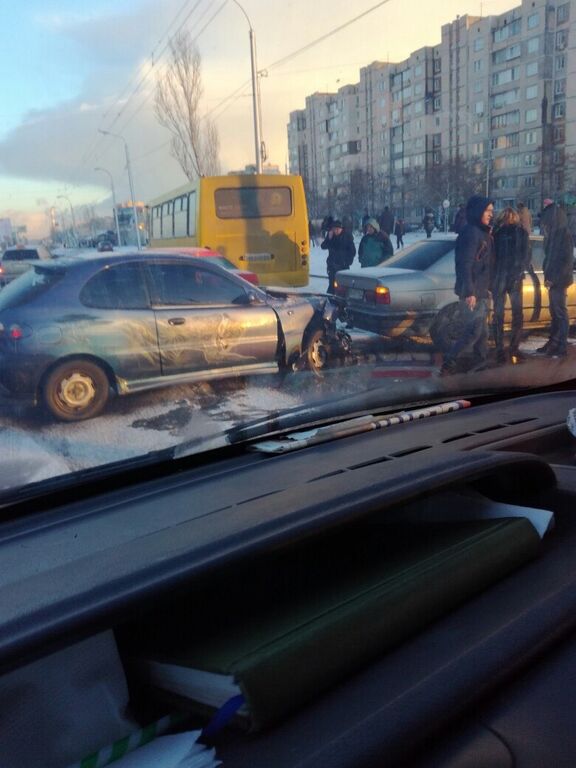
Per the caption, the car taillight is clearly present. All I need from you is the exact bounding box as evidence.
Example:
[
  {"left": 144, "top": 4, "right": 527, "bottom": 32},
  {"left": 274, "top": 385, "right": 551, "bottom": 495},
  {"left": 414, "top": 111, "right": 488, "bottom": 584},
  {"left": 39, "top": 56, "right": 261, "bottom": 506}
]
[
  {"left": 333, "top": 282, "right": 346, "bottom": 297},
  {"left": 9, "top": 325, "right": 24, "bottom": 340},
  {"left": 364, "top": 286, "right": 390, "bottom": 305}
]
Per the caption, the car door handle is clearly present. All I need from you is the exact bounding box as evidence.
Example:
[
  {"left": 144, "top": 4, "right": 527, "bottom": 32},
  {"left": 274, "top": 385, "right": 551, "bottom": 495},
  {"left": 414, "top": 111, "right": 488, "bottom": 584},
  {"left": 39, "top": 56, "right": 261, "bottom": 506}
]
[{"left": 168, "top": 317, "right": 186, "bottom": 326}]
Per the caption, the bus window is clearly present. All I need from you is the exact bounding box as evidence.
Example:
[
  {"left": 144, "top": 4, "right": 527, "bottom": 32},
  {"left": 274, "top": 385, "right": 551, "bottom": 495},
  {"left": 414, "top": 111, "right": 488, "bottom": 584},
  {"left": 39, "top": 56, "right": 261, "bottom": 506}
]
[
  {"left": 174, "top": 196, "right": 187, "bottom": 239},
  {"left": 162, "top": 201, "right": 173, "bottom": 238},
  {"left": 188, "top": 191, "right": 197, "bottom": 237},
  {"left": 214, "top": 187, "right": 292, "bottom": 219}
]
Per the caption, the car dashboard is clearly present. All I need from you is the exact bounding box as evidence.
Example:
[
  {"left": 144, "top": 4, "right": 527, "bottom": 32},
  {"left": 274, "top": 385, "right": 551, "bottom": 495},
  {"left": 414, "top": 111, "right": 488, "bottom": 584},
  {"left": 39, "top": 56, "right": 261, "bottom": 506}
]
[{"left": 2, "top": 388, "right": 576, "bottom": 767}]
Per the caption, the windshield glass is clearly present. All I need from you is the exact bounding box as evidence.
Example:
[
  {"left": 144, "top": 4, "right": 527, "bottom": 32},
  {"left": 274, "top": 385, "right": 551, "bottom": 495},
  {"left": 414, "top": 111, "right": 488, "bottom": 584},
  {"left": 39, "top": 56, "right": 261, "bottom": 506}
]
[{"left": 1, "top": 0, "right": 575, "bottom": 496}]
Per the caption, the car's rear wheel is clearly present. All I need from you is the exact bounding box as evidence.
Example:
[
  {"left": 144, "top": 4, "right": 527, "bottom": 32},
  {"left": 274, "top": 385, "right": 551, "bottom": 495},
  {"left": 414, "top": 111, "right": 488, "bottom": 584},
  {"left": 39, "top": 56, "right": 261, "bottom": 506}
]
[
  {"left": 306, "top": 329, "right": 330, "bottom": 378},
  {"left": 42, "top": 360, "right": 110, "bottom": 422},
  {"left": 429, "top": 302, "right": 465, "bottom": 352}
]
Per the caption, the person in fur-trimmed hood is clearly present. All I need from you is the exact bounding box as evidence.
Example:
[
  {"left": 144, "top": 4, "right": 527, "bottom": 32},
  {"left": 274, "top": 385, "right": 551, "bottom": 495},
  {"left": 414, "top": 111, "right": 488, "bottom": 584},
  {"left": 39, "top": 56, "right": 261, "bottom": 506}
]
[{"left": 440, "top": 195, "right": 494, "bottom": 375}]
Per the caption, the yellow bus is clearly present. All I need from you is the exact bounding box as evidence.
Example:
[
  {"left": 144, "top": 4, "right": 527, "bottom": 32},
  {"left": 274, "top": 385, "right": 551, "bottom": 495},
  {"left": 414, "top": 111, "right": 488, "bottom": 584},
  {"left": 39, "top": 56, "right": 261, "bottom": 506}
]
[{"left": 147, "top": 174, "right": 310, "bottom": 287}]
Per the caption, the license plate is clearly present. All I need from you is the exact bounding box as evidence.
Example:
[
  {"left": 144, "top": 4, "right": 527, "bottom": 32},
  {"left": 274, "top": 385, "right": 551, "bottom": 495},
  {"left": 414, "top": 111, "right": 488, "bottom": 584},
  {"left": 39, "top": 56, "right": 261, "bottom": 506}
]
[{"left": 348, "top": 288, "right": 364, "bottom": 301}]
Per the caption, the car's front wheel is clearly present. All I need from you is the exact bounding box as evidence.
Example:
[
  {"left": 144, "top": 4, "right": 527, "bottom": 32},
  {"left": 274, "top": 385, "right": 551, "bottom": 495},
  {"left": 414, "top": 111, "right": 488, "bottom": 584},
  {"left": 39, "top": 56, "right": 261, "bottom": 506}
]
[
  {"left": 42, "top": 360, "right": 110, "bottom": 421},
  {"left": 306, "top": 329, "right": 330, "bottom": 378}
]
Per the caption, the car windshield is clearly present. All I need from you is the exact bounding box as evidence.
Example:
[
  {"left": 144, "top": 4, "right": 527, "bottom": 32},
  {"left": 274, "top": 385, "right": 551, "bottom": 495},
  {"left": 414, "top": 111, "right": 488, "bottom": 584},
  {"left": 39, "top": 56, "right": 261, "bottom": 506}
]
[
  {"left": 0, "top": 0, "right": 575, "bottom": 500},
  {"left": 384, "top": 240, "right": 457, "bottom": 271}
]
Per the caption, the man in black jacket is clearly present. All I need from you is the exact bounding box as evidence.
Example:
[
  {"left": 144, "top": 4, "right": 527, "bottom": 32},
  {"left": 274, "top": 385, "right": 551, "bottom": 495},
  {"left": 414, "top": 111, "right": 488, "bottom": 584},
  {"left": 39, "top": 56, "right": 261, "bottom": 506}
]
[
  {"left": 321, "top": 219, "right": 356, "bottom": 294},
  {"left": 534, "top": 201, "right": 574, "bottom": 357},
  {"left": 440, "top": 195, "right": 494, "bottom": 375}
]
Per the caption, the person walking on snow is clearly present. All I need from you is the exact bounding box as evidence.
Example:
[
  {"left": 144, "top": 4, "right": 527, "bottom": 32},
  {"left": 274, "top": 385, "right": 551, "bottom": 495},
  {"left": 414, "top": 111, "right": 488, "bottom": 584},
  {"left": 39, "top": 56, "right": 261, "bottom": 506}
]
[
  {"left": 358, "top": 218, "right": 394, "bottom": 267},
  {"left": 321, "top": 219, "right": 356, "bottom": 294}
]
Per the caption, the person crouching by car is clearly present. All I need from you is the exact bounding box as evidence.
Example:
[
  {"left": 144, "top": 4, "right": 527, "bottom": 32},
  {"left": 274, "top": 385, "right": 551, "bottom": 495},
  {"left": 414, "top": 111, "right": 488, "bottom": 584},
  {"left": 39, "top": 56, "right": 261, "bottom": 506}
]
[
  {"left": 440, "top": 195, "right": 494, "bottom": 375},
  {"left": 358, "top": 218, "right": 394, "bottom": 268},
  {"left": 321, "top": 219, "right": 356, "bottom": 294},
  {"left": 533, "top": 200, "right": 574, "bottom": 358},
  {"left": 491, "top": 207, "right": 530, "bottom": 364}
]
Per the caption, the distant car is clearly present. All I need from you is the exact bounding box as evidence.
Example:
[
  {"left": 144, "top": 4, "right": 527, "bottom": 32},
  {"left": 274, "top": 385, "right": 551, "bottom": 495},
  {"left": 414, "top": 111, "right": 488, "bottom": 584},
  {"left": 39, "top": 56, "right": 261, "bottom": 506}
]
[
  {"left": 334, "top": 235, "right": 576, "bottom": 349},
  {"left": 0, "top": 244, "right": 51, "bottom": 286},
  {"left": 0, "top": 252, "right": 334, "bottom": 421},
  {"left": 150, "top": 246, "right": 260, "bottom": 285},
  {"left": 96, "top": 241, "right": 114, "bottom": 252}
]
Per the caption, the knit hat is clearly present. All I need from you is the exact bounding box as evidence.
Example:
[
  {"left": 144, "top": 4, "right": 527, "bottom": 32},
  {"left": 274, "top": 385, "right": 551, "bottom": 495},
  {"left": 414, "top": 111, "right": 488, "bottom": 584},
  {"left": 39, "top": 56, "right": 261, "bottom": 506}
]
[
  {"left": 366, "top": 218, "right": 380, "bottom": 232},
  {"left": 331, "top": 219, "right": 343, "bottom": 229},
  {"left": 543, "top": 198, "right": 554, "bottom": 208}
]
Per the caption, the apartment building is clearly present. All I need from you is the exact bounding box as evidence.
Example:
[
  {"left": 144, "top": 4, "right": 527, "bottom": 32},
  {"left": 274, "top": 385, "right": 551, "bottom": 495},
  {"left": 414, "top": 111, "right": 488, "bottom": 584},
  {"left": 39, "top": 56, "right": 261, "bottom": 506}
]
[{"left": 287, "top": 0, "right": 575, "bottom": 223}]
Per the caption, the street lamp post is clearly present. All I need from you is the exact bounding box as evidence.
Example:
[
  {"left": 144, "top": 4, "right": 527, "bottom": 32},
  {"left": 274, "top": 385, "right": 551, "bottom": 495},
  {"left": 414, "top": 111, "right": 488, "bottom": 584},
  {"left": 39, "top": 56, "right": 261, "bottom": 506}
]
[
  {"left": 231, "top": 0, "right": 263, "bottom": 174},
  {"left": 94, "top": 167, "right": 122, "bottom": 246},
  {"left": 57, "top": 195, "right": 78, "bottom": 246},
  {"left": 98, "top": 129, "right": 142, "bottom": 249}
]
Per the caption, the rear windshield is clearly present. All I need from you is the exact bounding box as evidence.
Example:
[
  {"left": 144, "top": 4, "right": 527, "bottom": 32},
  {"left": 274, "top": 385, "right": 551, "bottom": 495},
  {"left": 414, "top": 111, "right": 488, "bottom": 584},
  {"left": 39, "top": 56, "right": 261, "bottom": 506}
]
[
  {"left": 214, "top": 186, "right": 293, "bottom": 218},
  {"left": 0, "top": 267, "right": 65, "bottom": 309},
  {"left": 2, "top": 249, "right": 40, "bottom": 261},
  {"left": 387, "top": 241, "right": 455, "bottom": 271}
]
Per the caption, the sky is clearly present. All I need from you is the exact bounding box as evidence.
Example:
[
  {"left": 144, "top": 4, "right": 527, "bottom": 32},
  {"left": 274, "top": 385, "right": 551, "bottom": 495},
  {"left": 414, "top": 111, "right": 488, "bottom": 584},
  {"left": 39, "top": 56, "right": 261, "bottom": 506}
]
[{"left": 0, "top": 0, "right": 517, "bottom": 238}]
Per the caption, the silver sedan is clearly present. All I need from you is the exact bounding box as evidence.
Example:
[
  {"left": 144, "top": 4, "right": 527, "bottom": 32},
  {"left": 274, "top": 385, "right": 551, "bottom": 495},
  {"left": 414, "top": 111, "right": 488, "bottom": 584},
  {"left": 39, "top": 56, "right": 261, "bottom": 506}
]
[{"left": 334, "top": 236, "right": 576, "bottom": 350}]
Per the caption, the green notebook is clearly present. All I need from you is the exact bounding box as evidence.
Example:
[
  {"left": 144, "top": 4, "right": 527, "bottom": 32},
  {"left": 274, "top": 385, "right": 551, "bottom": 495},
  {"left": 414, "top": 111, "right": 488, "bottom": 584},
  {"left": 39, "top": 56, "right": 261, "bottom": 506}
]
[{"left": 134, "top": 517, "right": 541, "bottom": 731}]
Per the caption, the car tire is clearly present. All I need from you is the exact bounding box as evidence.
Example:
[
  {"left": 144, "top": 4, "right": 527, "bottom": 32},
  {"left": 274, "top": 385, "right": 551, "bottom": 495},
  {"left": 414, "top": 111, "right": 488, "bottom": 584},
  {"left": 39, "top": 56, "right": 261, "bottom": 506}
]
[
  {"left": 429, "top": 302, "right": 465, "bottom": 352},
  {"left": 42, "top": 360, "right": 110, "bottom": 422},
  {"left": 306, "top": 329, "right": 330, "bottom": 378}
]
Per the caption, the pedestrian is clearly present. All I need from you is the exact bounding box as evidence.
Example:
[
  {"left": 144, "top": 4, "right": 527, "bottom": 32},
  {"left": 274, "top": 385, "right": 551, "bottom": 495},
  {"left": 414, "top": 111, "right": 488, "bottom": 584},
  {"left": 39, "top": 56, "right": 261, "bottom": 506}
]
[
  {"left": 516, "top": 201, "right": 532, "bottom": 235},
  {"left": 440, "top": 195, "right": 495, "bottom": 375},
  {"left": 361, "top": 209, "right": 371, "bottom": 233},
  {"left": 422, "top": 209, "right": 435, "bottom": 238},
  {"left": 533, "top": 200, "right": 574, "bottom": 358},
  {"left": 452, "top": 203, "right": 467, "bottom": 235},
  {"left": 320, "top": 219, "right": 356, "bottom": 294},
  {"left": 491, "top": 207, "right": 530, "bottom": 364},
  {"left": 358, "top": 218, "right": 394, "bottom": 267},
  {"left": 378, "top": 206, "right": 395, "bottom": 236},
  {"left": 394, "top": 218, "right": 405, "bottom": 249},
  {"left": 308, "top": 219, "right": 317, "bottom": 247}
]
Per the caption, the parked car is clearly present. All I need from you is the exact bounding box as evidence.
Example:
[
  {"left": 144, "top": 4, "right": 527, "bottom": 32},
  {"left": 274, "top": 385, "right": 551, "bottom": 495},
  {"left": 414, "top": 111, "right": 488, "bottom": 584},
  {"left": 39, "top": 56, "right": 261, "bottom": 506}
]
[
  {"left": 0, "top": 244, "right": 52, "bottom": 286},
  {"left": 334, "top": 235, "right": 575, "bottom": 350},
  {"left": 151, "top": 246, "right": 261, "bottom": 285},
  {"left": 96, "top": 240, "right": 114, "bottom": 252},
  {"left": 0, "top": 252, "right": 338, "bottom": 421}
]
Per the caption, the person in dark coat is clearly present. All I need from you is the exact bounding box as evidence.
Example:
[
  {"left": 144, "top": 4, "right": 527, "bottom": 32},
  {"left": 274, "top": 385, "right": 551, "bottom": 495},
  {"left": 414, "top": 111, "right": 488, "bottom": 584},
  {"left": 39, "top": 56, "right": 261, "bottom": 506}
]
[
  {"left": 394, "top": 218, "right": 405, "bottom": 249},
  {"left": 378, "top": 207, "right": 395, "bottom": 236},
  {"left": 452, "top": 204, "right": 467, "bottom": 235},
  {"left": 422, "top": 209, "right": 435, "bottom": 238},
  {"left": 358, "top": 219, "right": 394, "bottom": 267},
  {"left": 534, "top": 200, "right": 574, "bottom": 357},
  {"left": 320, "top": 219, "right": 356, "bottom": 294},
  {"left": 491, "top": 207, "right": 530, "bottom": 363},
  {"left": 440, "top": 195, "right": 494, "bottom": 375}
]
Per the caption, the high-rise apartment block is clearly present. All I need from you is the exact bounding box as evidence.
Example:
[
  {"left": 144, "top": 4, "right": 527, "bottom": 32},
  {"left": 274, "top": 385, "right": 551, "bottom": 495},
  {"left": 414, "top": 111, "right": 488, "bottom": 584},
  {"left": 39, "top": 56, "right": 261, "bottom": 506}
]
[{"left": 287, "top": 0, "right": 575, "bottom": 223}]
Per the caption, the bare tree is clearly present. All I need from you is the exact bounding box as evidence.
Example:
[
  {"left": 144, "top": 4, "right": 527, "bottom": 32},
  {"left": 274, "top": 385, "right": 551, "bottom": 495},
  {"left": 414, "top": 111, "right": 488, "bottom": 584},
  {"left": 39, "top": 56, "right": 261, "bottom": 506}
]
[{"left": 155, "top": 31, "right": 221, "bottom": 179}]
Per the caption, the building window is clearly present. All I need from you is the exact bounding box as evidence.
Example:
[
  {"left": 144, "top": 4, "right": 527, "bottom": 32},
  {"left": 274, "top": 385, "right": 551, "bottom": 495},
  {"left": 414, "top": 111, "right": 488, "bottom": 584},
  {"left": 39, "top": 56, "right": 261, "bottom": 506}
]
[
  {"left": 433, "top": 58, "right": 441, "bottom": 73},
  {"left": 527, "top": 36, "right": 539, "bottom": 54},
  {"left": 555, "top": 79, "right": 566, "bottom": 96},
  {"left": 553, "top": 102, "right": 566, "bottom": 119},
  {"left": 526, "top": 130, "right": 538, "bottom": 145},
  {"left": 554, "top": 125, "right": 565, "bottom": 142},
  {"left": 556, "top": 29, "right": 568, "bottom": 50},
  {"left": 557, "top": 3, "right": 570, "bottom": 23},
  {"left": 433, "top": 96, "right": 441, "bottom": 111},
  {"left": 525, "top": 108, "right": 538, "bottom": 123},
  {"left": 527, "top": 12, "right": 540, "bottom": 28},
  {"left": 526, "top": 61, "right": 538, "bottom": 77},
  {"left": 474, "top": 37, "right": 485, "bottom": 51},
  {"left": 526, "top": 84, "right": 538, "bottom": 100},
  {"left": 556, "top": 54, "right": 566, "bottom": 72},
  {"left": 473, "top": 60, "right": 483, "bottom": 72}
]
